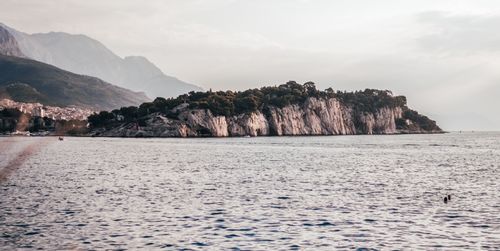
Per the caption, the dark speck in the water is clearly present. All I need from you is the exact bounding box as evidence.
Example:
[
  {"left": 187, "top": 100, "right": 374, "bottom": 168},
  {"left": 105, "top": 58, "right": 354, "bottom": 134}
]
[
  {"left": 192, "top": 241, "right": 208, "bottom": 246},
  {"left": 317, "top": 221, "right": 334, "bottom": 226}
]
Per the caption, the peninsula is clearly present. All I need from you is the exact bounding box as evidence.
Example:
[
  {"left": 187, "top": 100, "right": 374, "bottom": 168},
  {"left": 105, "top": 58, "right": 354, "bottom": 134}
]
[{"left": 87, "top": 81, "right": 442, "bottom": 137}]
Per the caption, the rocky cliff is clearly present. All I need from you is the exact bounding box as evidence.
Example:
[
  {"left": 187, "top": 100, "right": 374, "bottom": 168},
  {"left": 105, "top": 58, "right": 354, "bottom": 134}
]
[
  {"left": 92, "top": 96, "right": 441, "bottom": 137},
  {"left": 0, "top": 26, "right": 24, "bottom": 57}
]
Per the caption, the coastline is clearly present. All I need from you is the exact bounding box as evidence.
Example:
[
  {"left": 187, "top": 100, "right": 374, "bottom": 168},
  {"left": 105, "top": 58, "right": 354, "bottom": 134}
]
[{"left": 0, "top": 130, "right": 447, "bottom": 138}]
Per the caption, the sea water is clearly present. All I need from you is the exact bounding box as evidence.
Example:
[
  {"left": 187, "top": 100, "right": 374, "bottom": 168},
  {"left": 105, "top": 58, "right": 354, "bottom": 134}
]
[{"left": 0, "top": 133, "right": 499, "bottom": 250}]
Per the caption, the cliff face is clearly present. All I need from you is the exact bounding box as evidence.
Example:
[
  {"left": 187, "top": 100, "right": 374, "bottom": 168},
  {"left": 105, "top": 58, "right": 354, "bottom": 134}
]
[
  {"left": 94, "top": 97, "right": 439, "bottom": 137},
  {"left": 267, "top": 98, "right": 355, "bottom": 135},
  {"left": 357, "top": 106, "right": 403, "bottom": 134},
  {"left": 0, "top": 26, "right": 25, "bottom": 57}
]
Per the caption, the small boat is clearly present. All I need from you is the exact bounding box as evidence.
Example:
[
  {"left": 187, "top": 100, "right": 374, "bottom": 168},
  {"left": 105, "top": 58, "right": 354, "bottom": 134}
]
[
  {"left": 58, "top": 136, "right": 64, "bottom": 141},
  {"left": 244, "top": 135, "right": 251, "bottom": 138}
]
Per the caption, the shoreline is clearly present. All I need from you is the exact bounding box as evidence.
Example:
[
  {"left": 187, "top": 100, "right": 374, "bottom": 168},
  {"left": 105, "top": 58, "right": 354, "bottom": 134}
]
[{"left": 0, "top": 131, "right": 447, "bottom": 139}]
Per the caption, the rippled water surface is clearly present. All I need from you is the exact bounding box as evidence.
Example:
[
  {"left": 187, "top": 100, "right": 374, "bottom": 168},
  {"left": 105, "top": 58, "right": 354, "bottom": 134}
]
[{"left": 0, "top": 133, "right": 499, "bottom": 250}]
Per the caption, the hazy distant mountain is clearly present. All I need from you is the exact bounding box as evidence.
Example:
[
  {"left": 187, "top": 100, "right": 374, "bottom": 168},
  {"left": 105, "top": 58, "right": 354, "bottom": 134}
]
[
  {"left": 0, "top": 54, "right": 149, "bottom": 110},
  {"left": 0, "top": 26, "right": 24, "bottom": 57},
  {"left": 0, "top": 23, "right": 202, "bottom": 99}
]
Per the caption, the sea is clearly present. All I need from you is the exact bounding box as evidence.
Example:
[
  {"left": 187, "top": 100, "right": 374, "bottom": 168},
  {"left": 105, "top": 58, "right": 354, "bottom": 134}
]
[{"left": 0, "top": 132, "right": 499, "bottom": 250}]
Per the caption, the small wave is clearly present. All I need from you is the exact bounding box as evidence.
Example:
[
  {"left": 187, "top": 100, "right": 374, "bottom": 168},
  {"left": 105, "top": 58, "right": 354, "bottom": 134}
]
[
  {"left": 192, "top": 241, "right": 209, "bottom": 246},
  {"left": 317, "top": 221, "right": 335, "bottom": 226},
  {"left": 277, "top": 196, "right": 290, "bottom": 200}
]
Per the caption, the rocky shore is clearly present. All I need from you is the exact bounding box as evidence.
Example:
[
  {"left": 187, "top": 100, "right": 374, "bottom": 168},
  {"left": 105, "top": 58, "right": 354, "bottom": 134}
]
[{"left": 91, "top": 96, "right": 442, "bottom": 137}]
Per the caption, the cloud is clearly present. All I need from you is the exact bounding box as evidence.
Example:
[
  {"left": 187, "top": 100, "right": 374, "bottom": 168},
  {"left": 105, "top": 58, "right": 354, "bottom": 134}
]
[{"left": 416, "top": 11, "right": 500, "bottom": 55}]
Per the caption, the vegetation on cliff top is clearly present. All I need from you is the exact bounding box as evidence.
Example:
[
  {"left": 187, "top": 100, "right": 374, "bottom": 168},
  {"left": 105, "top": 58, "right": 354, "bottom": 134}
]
[
  {"left": 87, "top": 81, "right": 440, "bottom": 132},
  {"left": 145, "top": 81, "right": 407, "bottom": 116}
]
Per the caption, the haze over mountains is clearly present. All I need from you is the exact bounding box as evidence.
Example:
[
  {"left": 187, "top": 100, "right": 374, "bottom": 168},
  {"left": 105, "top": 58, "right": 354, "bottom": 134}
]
[
  {"left": 0, "top": 25, "right": 150, "bottom": 110},
  {"left": 0, "top": 26, "right": 24, "bottom": 58},
  {"left": 0, "top": 54, "right": 149, "bottom": 111},
  {"left": 0, "top": 23, "right": 202, "bottom": 99}
]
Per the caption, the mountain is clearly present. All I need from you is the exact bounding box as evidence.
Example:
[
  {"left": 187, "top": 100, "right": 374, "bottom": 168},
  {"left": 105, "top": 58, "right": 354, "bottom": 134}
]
[
  {"left": 88, "top": 81, "right": 443, "bottom": 137},
  {"left": 0, "top": 54, "right": 149, "bottom": 110},
  {"left": 0, "top": 23, "right": 202, "bottom": 99},
  {"left": 121, "top": 56, "right": 201, "bottom": 97},
  {"left": 0, "top": 26, "right": 24, "bottom": 57}
]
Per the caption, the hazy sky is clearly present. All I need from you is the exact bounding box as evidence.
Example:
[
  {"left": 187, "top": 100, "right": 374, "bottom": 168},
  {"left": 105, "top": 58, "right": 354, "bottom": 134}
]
[{"left": 1, "top": 0, "right": 500, "bottom": 130}]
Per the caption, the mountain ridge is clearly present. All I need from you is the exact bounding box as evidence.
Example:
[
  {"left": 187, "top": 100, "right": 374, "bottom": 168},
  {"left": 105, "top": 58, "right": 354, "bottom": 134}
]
[
  {"left": 0, "top": 26, "right": 25, "bottom": 57},
  {"left": 0, "top": 23, "right": 202, "bottom": 99},
  {"left": 0, "top": 54, "right": 150, "bottom": 110}
]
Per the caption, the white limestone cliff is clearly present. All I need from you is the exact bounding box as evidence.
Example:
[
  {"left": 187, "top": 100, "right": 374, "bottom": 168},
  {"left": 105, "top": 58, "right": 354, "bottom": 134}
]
[{"left": 96, "top": 97, "right": 415, "bottom": 137}]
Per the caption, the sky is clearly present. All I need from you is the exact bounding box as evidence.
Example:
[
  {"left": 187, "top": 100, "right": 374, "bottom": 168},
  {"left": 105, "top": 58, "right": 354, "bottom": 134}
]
[{"left": 1, "top": 0, "right": 500, "bottom": 130}]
